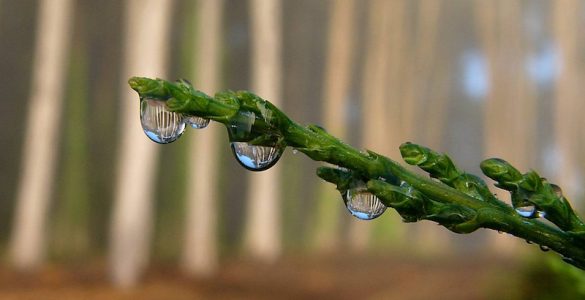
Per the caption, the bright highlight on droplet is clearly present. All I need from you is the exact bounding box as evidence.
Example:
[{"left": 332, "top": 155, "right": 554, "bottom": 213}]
[
  {"left": 230, "top": 142, "right": 284, "bottom": 171},
  {"left": 140, "top": 98, "right": 186, "bottom": 144},
  {"left": 343, "top": 186, "right": 386, "bottom": 220},
  {"left": 185, "top": 115, "right": 210, "bottom": 129}
]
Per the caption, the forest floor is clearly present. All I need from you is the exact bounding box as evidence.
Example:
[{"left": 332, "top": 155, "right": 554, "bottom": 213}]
[{"left": 0, "top": 254, "right": 522, "bottom": 300}]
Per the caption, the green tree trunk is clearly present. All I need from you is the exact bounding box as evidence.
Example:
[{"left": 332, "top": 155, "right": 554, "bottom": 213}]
[{"left": 51, "top": 30, "right": 91, "bottom": 261}]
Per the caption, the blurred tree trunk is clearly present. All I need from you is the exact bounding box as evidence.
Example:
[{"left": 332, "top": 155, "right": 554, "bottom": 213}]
[
  {"left": 244, "top": 0, "right": 282, "bottom": 260},
  {"left": 401, "top": 0, "right": 442, "bottom": 143},
  {"left": 384, "top": 0, "right": 408, "bottom": 160},
  {"left": 311, "top": 0, "right": 356, "bottom": 252},
  {"left": 110, "top": 0, "right": 172, "bottom": 287},
  {"left": 350, "top": 0, "right": 393, "bottom": 251},
  {"left": 553, "top": 0, "right": 582, "bottom": 203},
  {"left": 404, "top": 0, "right": 449, "bottom": 255},
  {"left": 476, "top": 0, "right": 535, "bottom": 252},
  {"left": 9, "top": 0, "right": 74, "bottom": 271},
  {"left": 51, "top": 29, "right": 91, "bottom": 261},
  {"left": 422, "top": 59, "right": 452, "bottom": 149},
  {"left": 182, "top": 0, "right": 224, "bottom": 276}
]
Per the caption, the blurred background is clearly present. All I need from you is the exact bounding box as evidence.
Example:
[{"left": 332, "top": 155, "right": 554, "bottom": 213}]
[{"left": 1, "top": 0, "right": 584, "bottom": 299}]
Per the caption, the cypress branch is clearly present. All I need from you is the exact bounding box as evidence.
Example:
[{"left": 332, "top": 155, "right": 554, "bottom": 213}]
[{"left": 129, "top": 76, "right": 585, "bottom": 270}]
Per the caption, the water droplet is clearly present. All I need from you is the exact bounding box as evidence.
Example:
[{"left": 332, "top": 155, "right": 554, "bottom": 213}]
[
  {"left": 292, "top": 149, "right": 298, "bottom": 155},
  {"left": 497, "top": 230, "right": 503, "bottom": 234},
  {"left": 140, "top": 98, "right": 185, "bottom": 144},
  {"left": 342, "top": 185, "right": 386, "bottom": 220},
  {"left": 184, "top": 115, "right": 209, "bottom": 129},
  {"left": 515, "top": 205, "right": 544, "bottom": 218},
  {"left": 539, "top": 245, "right": 550, "bottom": 252},
  {"left": 562, "top": 257, "right": 576, "bottom": 266},
  {"left": 227, "top": 111, "right": 256, "bottom": 141},
  {"left": 526, "top": 240, "right": 533, "bottom": 244},
  {"left": 551, "top": 184, "right": 563, "bottom": 198},
  {"left": 230, "top": 142, "right": 284, "bottom": 171}
]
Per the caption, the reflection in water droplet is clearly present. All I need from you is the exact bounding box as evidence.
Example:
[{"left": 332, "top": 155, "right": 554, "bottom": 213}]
[
  {"left": 140, "top": 98, "right": 185, "bottom": 144},
  {"left": 539, "top": 245, "right": 550, "bottom": 252},
  {"left": 184, "top": 115, "right": 209, "bottom": 129},
  {"left": 343, "top": 186, "right": 386, "bottom": 220},
  {"left": 515, "top": 205, "right": 545, "bottom": 218},
  {"left": 230, "top": 142, "right": 284, "bottom": 171}
]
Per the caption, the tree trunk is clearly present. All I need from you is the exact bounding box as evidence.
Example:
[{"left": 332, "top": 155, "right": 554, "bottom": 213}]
[
  {"left": 349, "top": 0, "right": 393, "bottom": 251},
  {"left": 182, "top": 0, "right": 224, "bottom": 276},
  {"left": 312, "top": 0, "right": 356, "bottom": 252},
  {"left": 51, "top": 32, "right": 91, "bottom": 261},
  {"left": 476, "top": 0, "right": 535, "bottom": 252},
  {"left": 553, "top": 0, "right": 582, "bottom": 203},
  {"left": 10, "top": 0, "right": 74, "bottom": 271},
  {"left": 110, "top": 0, "right": 173, "bottom": 287},
  {"left": 244, "top": 0, "right": 283, "bottom": 261},
  {"left": 405, "top": 0, "right": 449, "bottom": 255}
]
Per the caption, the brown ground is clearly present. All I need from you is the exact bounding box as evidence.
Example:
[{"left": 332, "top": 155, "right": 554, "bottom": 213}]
[{"left": 0, "top": 254, "right": 522, "bottom": 300}]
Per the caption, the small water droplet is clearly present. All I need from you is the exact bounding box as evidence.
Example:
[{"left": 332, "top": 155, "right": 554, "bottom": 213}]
[
  {"left": 497, "top": 230, "right": 503, "bottom": 234},
  {"left": 551, "top": 184, "right": 563, "bottom": 198},
  {"left": 230, "top": 142, "right": 284, "bottom": 171},
  {"left": 292, "top": 149, "right": 298, "bottom": 155},
  {"left": 562, "top": 257, "right": 576, "bottom": 266},
  {"left": 515, "top": 205, "right": 541, "bottom": 218},
  {"left": 526, "top": 240, "right": 533, "bottom": 244},
  {"left": 184, "top": 115, "right": 209, "bottom": 129},
  {"left": 342, "top": 185, "right": 386, "bottom": 220},
  {"left": 140, "top": 98, "right": 185, "bottom": 144},
  {"left": 539, "top": 245, "right": 550, "bottom": 252}
]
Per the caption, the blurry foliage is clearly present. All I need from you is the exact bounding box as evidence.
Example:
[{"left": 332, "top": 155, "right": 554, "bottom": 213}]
[{"left": 520, "top": 256, "right": 585, "bottom": 299}]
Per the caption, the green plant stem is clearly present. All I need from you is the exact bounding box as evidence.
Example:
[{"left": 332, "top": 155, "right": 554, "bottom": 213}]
[{"left": 129, "top": 77, "right": 585, "bottom": 270}]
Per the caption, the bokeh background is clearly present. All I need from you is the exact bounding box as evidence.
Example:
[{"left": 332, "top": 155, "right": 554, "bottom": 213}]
[{"left": 1, "top": 0, "right": 584, "bottom": 299}]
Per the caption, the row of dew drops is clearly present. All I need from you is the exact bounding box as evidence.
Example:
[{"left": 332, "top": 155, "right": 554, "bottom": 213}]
[
  {"left": 140, "top": 97, "right": 386, "bottom": 220},
  {"left": 139, "top": 97, "right": 555, "bottom": 226}
]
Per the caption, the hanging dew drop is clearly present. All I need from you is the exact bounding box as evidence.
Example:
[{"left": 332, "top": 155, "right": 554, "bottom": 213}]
[
  {"left": 515, "top": 205, "right": 537, "bottom": 218},
  {"left": 515, "top": 204, "right": 546, "bottom": 219},
  {"left": 230, "top": 142, "right": 284, "bottom": 171},
  {"left": 140, "top": 98, "right": 185, "bottom": 144},
  {"left": 184, "top": 115, "right": 210, "bottom": 129},
  {"left": 342, "top": 185, "right": 386, "bottom": 220}
]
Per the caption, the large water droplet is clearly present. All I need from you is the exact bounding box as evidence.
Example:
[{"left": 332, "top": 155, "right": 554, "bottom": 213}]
[
  {"left": 515, "top": 204, "right": 545, "bottom": 218},
  {"left": 140, "top": 98, "right": 185, "bottom": 144},
  {"left": 515, "top": 205, "right": 537, "bottom": 218},
  {"left": 230, "top": 142, "right": 284, "bottom": 171},
  {"left": 184, "top": 115, "right": 209, "bottom": 129},
  {"left": 343, "top": 186, "right": 386, "bottom": 220}
]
